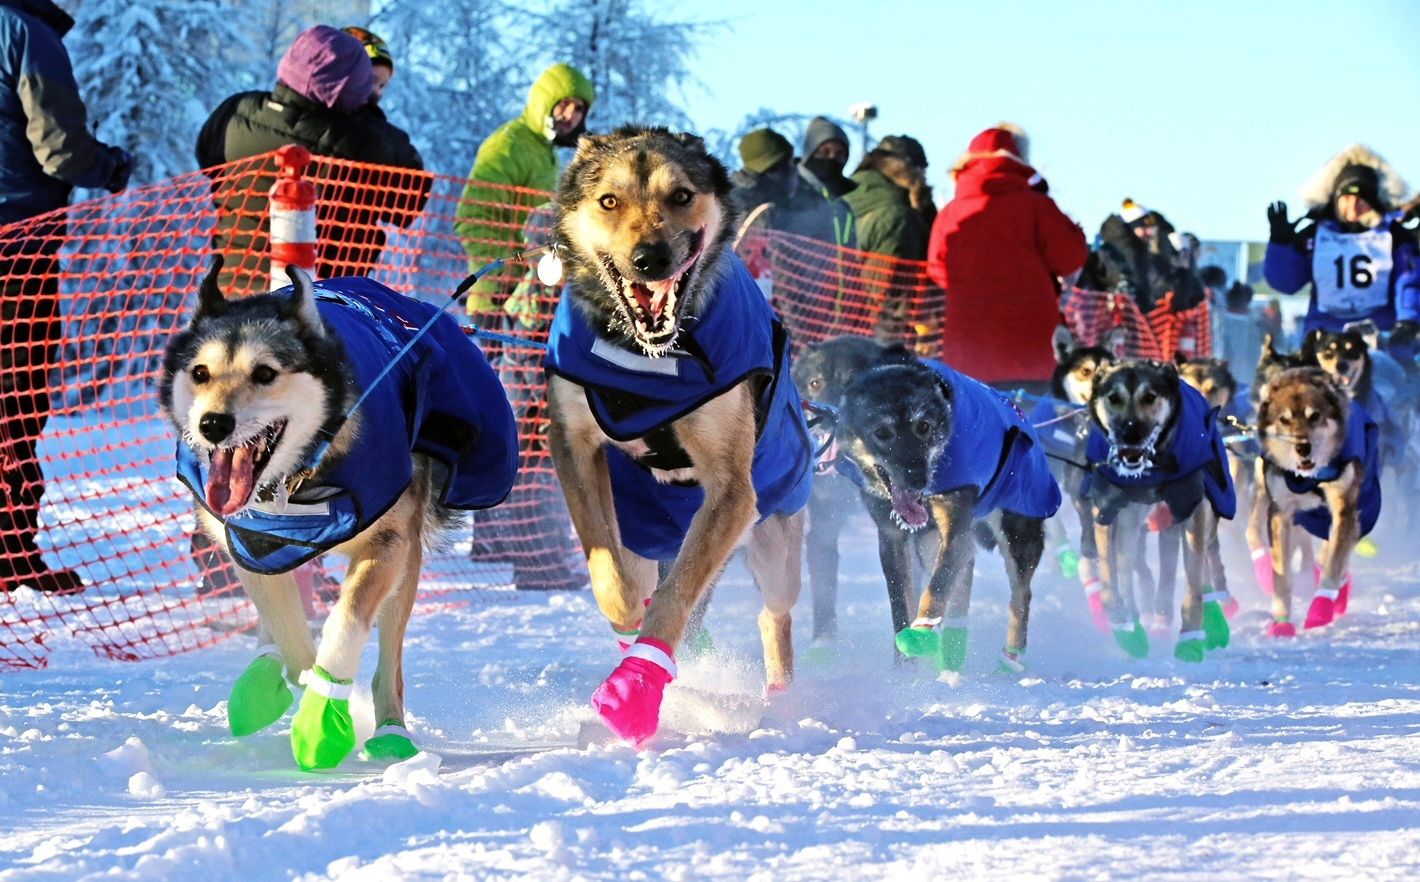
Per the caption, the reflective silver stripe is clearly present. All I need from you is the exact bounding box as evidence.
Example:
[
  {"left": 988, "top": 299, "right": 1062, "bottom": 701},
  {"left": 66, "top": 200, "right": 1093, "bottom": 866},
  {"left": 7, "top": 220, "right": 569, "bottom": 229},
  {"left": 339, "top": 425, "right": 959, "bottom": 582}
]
[
  {"left": 910, "top": 616, "right": 941, "bottom": 629},
  {"left": 624, "top": 642, "right": 677, "bottom": 679},
  {"left": 1178, "top": 629, "right": 1205, "bottom": 642},
  {"left": 299, "top": 668, "right": 354, "bottom": 700},
  {"left": 590, "top": 335, "right": 682, "bottom": 376},
  {"left": 371, "top": 723, "right": 412, "bottom": 740},
  {"left": 1202, "top": 591, "right": 1228, "bottom": 605}
]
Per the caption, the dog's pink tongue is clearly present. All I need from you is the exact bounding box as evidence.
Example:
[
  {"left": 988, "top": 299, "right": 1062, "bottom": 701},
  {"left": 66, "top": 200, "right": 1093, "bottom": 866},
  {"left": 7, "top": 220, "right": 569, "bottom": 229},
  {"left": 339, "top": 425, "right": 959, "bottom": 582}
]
[
  {"left": 890, "top": 485, "right": 929, "bottom": 529},
  {"left": 632, "top": 282, "right": 672, "bottom": 321},
  {"left": 204, "top": 445, "right": 256, "bottom": 517}
]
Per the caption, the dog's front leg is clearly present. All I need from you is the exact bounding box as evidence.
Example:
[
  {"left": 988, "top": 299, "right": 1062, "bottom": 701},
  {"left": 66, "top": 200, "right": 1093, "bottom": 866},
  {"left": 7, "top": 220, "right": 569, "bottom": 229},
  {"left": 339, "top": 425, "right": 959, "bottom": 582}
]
[
  {"left": 805, "top": 478, "right": 849, "bottom": 643},
  {"left": 748, "top": 510, "right": 805, "bottom": 690},
  {"left": 1306, "top": 467, "right": 1361, "bottom": 630},
  {"left": 1095, "top": 508, "right": 1148, "bottom": 658},
  {"left": 909, "top": 492, "right": 976, "bottom": 673},
  {"left": 995, "top": 511, "right": 1044, "bottom": 672},
  {"left": 592, "top": 386, "right": 759, "bottom": 747},
  {"left": 1247, "top": 458, "right": 1275, "bottom": 596},
  {"left": 1175, "top": 504, "right": 1228, "bottom": 661},
  {"left": 863, "top": 493, "right": 915, "bottom": 641},
  {"left": 1269, "top": 504, "right": 1296, "bottom": 635}
]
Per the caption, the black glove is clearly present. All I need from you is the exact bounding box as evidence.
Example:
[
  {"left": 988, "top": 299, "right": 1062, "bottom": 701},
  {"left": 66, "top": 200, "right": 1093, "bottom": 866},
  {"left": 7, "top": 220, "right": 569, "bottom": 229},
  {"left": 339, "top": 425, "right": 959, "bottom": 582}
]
[
  {"left": 104, "top": 146, "right": 133, "bottom": 193},
  {"left": 1267, "top": 201, "right": 1293, "bottom": 243},
  {"left": 1392, "top": 320, "right": 1419, "bottom": 350}
]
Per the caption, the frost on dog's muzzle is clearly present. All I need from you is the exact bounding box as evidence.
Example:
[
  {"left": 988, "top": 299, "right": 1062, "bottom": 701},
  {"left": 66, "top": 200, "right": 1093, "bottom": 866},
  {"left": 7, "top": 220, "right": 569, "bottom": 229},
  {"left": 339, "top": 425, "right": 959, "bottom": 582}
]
[
  {"left": 1107, "top": 425, "right": 1162, "bottom": 477},
  {"left": 595, "top": 227, "right": 706, "bottom": 357}
]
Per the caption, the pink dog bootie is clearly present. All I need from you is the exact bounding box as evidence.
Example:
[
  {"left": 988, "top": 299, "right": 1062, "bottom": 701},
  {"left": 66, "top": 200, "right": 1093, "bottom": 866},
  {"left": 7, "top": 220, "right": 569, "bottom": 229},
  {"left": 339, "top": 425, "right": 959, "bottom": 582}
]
[
  {"left": 1079, "top": 558, "right": 1108, "bottom": 634},
  {"left": 1268, "top": 617, "right": 1296, "bottom": 639},
  {"left": 1314, "top": 565, "right": 1353, "bottom": 618},
  {"left": 591, "top": 637, "right": 675, "bottom": 748},
  {"left": 1251, "top": 546, "right": 1273, "bottom": 596}
]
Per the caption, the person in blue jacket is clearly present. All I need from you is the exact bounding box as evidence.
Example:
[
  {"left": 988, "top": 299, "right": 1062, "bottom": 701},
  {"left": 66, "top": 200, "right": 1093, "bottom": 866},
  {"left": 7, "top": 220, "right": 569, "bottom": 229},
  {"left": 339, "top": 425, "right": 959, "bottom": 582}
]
[
  {"left": 0, "top": 0, "right": 131, "bottom": 595},
  {"left": 1264, "top": 144, "right": 1419, "bottom": 358}
]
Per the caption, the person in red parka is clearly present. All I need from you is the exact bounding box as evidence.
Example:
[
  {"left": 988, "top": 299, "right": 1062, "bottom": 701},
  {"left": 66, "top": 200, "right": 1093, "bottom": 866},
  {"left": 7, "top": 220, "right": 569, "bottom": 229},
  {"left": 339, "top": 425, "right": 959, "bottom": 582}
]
[{"left": 927, "top": 123, "right": 1087, "bottom": 389}]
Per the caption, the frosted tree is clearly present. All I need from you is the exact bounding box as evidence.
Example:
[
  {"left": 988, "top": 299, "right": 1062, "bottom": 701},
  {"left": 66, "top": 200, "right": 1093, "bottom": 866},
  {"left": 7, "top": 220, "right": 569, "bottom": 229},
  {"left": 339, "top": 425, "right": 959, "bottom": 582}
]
[
  {"left": 67, "top": 0, "right": 253, "bottom": 184},
  {"left": 525, "top": 0, "right": 716, "bottom": 132},
  {"left": 369, "top": 0, "right": 524, "bottom": 176}
]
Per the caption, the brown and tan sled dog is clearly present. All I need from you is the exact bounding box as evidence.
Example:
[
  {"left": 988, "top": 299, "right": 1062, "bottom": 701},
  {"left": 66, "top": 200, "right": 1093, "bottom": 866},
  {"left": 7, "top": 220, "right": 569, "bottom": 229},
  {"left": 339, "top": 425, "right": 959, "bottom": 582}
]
[{"left": 543, "top": 126, "right": 813, "bottom": 747}]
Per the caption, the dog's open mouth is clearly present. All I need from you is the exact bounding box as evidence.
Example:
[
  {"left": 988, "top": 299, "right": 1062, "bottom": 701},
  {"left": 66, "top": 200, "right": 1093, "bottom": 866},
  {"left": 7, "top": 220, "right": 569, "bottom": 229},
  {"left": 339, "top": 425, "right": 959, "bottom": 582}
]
[
  {"left": 1108, "top": 425, "right": 1162, "bottom": 476},
  {"left": 597, "top": 228, "right": 706, "bottom": 356},
  {"left": 877, "top": 465, "right": 929, "bottom": 532},
  {"left": 1295, "top": 454, "right": 1318, "bottom": 474},
  {"left": 204, "top": 420, "right": 287, "bottom": 517}
]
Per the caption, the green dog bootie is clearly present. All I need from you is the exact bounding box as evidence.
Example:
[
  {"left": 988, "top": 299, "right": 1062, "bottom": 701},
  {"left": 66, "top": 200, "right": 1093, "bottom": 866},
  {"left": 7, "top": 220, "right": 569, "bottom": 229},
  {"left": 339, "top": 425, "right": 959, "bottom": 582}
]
[
  {"left": 363, "top": 721, "right": 419, "bottom": 762},
  {"left": 937, "top": 626, "right": 969, "bottom": 673},
  {"left": 291, "top": 665, "right": 356, "bottom": 771},
  {"left": 1202, "top": 592, "right": 1231, "bottom": 650},
  {"left": 1112, "top": 620, "right": 1149, "bottom": 659},
  {"left": 802, "top": 639, "right": 837, "bottom": 667},
  {"left": 895, "top": 622, "right": 941, "bottom": 658},
  {"left": 228, "top": 647, "right": 294, "bottom": 737},
  {"left": 1056, "top": 542, "right": 1081, "bottom": 579},
  {"left": 997, "top": 646, "right": 1026, "bottom": 675},
  {"left": 1174, "top": 630, "right": 1206, "bottom": 663}
]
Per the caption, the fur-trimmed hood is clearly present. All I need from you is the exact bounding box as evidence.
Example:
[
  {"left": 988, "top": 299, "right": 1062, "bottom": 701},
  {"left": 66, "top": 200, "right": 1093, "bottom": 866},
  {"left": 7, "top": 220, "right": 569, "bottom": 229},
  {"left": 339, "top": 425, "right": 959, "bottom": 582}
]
[
  {"left": 952, "top": 122, "right": 1030, "bottom": 180},
  {"left": 1298, "top": 144, "right": 1411, "bottom": 212}
]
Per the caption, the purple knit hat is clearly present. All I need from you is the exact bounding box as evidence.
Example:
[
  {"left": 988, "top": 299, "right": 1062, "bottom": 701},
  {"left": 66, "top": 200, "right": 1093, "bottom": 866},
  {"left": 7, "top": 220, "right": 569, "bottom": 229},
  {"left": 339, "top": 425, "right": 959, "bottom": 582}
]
[{"left": 276, "top": 25, "right": 374, "bottom": 113}]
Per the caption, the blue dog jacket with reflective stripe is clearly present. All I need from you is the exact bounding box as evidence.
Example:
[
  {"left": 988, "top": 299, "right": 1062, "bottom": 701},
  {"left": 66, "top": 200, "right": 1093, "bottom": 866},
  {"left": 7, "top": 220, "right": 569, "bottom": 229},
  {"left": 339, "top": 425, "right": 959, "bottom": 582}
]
[
  {"left": 177, "top": 277, "right": 518, "bottom": 574},
  {"left": 1084, "top": 381, "right": 1237, "bottom": 520},
  {"left": 543, "top": 253, "right": 813, "bottom": 561},
  {"left": 1287, "top": 399, "right": 1381, "bottom": 539}
]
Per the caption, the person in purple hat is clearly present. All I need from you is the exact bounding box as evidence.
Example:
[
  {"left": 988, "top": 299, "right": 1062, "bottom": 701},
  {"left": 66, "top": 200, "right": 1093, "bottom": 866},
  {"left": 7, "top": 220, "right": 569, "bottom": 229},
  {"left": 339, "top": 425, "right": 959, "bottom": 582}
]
[{"left": 196, "top": 24, "right": 427, "bottom": 293}]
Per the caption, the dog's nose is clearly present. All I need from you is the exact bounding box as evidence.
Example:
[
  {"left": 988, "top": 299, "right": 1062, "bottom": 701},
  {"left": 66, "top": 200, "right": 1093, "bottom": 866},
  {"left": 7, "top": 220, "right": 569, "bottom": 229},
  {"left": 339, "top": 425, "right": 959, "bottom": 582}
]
[
  {"left": 199, "top": 412, "right": 236, "bottom": 444},
  {"left": 1297, "top": 440, "right": 1313, "bottom": 457},
  {"left": 631, "top": 241, "right": 673, "bottom": 278}
]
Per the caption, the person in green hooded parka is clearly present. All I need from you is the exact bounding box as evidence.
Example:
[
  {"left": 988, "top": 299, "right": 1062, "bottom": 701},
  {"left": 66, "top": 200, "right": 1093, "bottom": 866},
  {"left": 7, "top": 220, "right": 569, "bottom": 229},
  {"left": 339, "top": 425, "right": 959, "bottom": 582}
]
[{"left": 455, "top": 63, "right": 594, "bottom": 315}]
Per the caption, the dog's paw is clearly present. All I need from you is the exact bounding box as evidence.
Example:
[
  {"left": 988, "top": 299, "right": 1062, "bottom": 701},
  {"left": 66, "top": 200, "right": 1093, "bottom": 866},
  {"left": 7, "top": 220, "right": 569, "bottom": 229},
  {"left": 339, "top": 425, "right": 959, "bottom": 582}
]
[
  {"left": 895, "top": 626, "right": 940, "bottom": 659},
  {"left": 1173, "top": 636, "right": 1206, "bottom": 664},
  {"left": 1250, "top": 546, "right": 1274, "bottom": 596},
  {"left": 936, "top": 627, "right": 969, "bottom": 673},
  {"left": 1304, "top": 592, "right": 1338, "bottom": 630},
  {"left": 1202, "top": 595, "right": 1231, "bottom": 650},
  {"left": 1268, "top": 618, "right": 1297, "bottom": 639},
  {"left": 362, "top": 722, "right": 419, "bottom": 762},
  {"left": 1082, "top": 580, "right": 1109, "bottom": 634},
  {"left": 996, "top": 647, "right": 1026, "bottom": 675},
  {"left": 228, "top": 652, "right": 293, "bottom": 737},
  {"left": 591, "top": 640, "right": 675, "bottom": 749},
  {"left": 291, "top": 666, "right": 356, "bottom": 770},
  {"left": 1112, "top": 620, "right": 1149, "bottom": 659}
]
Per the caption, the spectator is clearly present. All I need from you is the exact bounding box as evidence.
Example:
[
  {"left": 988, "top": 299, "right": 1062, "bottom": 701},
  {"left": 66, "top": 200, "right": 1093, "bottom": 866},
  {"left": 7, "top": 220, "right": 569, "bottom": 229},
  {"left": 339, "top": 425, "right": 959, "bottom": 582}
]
[
  {"left": 1167, "top": 231, "right": 1207, "bottom": 311},
  {"left": 454, "top": 63, "right": 593, "bottom": 592},
  {"left": 1215, "top": 280, "right": 1262, "bottom": 378},
  {"left": 1078, "top": 198, "right": 1183, "bottom": 312},
  {"left": 454, "top": 62, "right": 593, "bottom": 317},
  {"left": 0, "top": 0, "right": 131, "bottom": 595},
  {"left": 926, "top": 123, "right": 1086, "bottom": 388},
  {"left": 343, "top": 26, "right": 393, "bottom": 106},
  {"left": 728, "top": 126, "right": 846, "bottom": 245},
  {"left": 196, "top": 25, "right": 428, "bottom": 293},
  {"left": 842, "top": 134, "right": 934, "bottom": 260},
  {"left": 1263, "top": 144, "right": 1419, "bottom": 352},
  {"left": 796, "top": 116, "right": 857, "bottom": 247}
]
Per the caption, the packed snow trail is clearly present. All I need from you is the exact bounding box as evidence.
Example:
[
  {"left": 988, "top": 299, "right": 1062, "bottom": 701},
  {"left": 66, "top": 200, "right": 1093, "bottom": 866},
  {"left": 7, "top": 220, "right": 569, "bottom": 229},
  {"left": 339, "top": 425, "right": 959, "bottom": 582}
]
[{"left": 2, "top": 531, "right": 1420, "bottom": 881}]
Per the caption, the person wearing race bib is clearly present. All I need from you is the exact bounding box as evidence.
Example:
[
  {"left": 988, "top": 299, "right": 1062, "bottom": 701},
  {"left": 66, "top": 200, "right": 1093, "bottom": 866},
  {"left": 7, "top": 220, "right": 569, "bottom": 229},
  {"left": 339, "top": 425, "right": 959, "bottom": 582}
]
[{"left": 1264, "top": 144, "right": 1420, "bottom": 355}]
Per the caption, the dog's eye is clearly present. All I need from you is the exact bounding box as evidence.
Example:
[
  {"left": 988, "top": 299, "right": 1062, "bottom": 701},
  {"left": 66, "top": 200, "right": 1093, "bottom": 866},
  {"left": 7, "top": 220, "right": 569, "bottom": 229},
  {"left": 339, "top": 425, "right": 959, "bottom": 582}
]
[
  {"left": 808, "top": 378, "right": 823, "bottom": 392},
  {"left": 252, "top": 365, "right": 277, "bottom": 385},
  {"left": 1107, "top": 392, "right": 1124, "bottom": 407},
  {"left": 1140, "top": 392, "right": 1158, "bottom": 406},
  {"left": 914, "top": 420, "right": 932, "bottom": 438},
  {"left": 670, "top": 188, "right": 694, "bottom": 206},
  {"left": 598, "top": 194, "right": 618, "bottom": 211},
  {"left": 873, "top": 426, "right": 893, "bottom": 443},
  {"left": 1307, "top": 411, "right": 1320, "bottom": 424},
  {"left": 191, "top": 365, "right": 209, "bottom": 385}
]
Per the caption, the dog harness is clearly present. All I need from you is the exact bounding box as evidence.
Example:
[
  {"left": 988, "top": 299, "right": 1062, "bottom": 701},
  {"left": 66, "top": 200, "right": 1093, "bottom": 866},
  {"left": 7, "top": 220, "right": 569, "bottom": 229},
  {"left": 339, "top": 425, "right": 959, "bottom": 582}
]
[
  {"left": 1029, "top": 398, "right": 1092, "bottom": 496},
  {"left": 1284, "top": 398, "right": 1381, "bottom": 540},
  {"left": 842, "top": 360, "right": 1062, "bottom": 520},
  {"left": 177, "top": 277, "right": 519, "bottom": 574},
  {"left": 1084, "top": 381, "right": 1237, "bottom": 524},
  {"left": 543, "top": 253, "right": 813, "bottom": 561}
]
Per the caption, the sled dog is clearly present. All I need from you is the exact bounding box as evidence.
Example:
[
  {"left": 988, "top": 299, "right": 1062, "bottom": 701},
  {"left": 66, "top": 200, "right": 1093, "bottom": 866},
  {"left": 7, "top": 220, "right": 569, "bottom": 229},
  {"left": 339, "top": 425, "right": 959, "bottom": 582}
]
[
  {"left": 1248, "top": 367, "right": 1380, "bottom": 636},
  {"left": 161, "top": 260, "right": 517, "bottom": 769},
  {"left": 544, "top": 126, "right": 812, "bottom": 747},
  {"left": 836, "top": 348, "right": 1059, "bottom": 674},
  {"left": 1084, "top": 359, "right": 1236, "bottom": 661}
]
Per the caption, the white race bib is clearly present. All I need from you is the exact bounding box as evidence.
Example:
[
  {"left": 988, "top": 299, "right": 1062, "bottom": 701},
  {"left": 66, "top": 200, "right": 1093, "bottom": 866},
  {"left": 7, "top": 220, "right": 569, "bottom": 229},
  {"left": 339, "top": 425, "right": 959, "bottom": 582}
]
[{"left": 1312, "top": 225, "right": 1393, "bottom": 317}]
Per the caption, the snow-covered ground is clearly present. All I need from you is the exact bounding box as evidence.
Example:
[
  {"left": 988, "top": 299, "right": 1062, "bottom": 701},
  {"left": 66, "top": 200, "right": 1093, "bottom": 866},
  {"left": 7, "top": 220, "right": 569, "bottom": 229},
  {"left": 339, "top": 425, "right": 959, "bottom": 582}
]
[{"left": 3, "top": 519, "right": 1420, "bottom": 881}]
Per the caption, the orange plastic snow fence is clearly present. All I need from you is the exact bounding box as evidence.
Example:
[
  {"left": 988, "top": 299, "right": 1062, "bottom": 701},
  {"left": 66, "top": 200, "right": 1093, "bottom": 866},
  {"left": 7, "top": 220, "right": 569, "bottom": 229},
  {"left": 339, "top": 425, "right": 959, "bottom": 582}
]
[{"left": 0, "top": 150, "right": 1212, "bottom": 670}]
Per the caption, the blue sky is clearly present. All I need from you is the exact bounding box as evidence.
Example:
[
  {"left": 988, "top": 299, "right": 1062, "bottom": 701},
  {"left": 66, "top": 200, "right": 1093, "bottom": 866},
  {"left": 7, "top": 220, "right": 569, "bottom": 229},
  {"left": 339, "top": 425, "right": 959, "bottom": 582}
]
[{"left": 684, "top": 0, "right": 1420, "bottom": 243}]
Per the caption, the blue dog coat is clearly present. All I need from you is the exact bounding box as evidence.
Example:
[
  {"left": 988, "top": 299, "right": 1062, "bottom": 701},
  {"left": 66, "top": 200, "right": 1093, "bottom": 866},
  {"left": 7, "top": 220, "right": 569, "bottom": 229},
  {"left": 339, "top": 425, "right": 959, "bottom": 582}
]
[
  {"left": 543, "top": 254, "right": 812, "bottom": 561},
  {"left": 841, "top": 361, "right": 1062, "bottom": 520},
  {"left": 177, "top": 277, "right": 518, "bottom": 574},
  {"left": 1085, "top": 381, "right": 1237, "bottom": 522},
  {"left": 1287, "top": 399, "right": 1382, "bottom": 540}
]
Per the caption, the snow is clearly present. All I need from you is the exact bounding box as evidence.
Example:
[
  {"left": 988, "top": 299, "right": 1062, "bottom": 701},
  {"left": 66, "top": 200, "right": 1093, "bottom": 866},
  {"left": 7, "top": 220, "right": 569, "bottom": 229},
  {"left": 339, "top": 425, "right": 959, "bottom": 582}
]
[{"left": 3, "top": 525, "right": 1420, "bottom": 880}]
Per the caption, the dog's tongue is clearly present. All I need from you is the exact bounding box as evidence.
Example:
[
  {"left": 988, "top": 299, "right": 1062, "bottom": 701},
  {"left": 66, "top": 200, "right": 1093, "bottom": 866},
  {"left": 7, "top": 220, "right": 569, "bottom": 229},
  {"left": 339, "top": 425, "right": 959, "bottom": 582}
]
[
  {"left": 205, "top": 445, "right": 256, "bottom": 517},
  {"left": 890, "top": 485, "right": 929, "bottom": 529},
  {"left": 631, "top": 280, "right": 674, "bottom": 321}
]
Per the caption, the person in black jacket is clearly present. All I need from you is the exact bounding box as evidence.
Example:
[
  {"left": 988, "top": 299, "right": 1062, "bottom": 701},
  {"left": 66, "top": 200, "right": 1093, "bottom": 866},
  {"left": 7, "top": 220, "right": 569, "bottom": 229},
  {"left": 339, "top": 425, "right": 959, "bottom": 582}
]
[
  {"left": 195, "top": 25, "right": 428, "bottom": 294},
  {"left": 0, "top": 0, "right": 131, "bottom": 595}
]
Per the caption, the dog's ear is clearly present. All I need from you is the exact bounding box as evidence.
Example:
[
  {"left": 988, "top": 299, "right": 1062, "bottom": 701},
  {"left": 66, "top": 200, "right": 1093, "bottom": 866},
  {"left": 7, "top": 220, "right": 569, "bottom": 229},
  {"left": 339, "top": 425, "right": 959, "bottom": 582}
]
[
  {"left": 1301, "top": 328, "right": 1324, "bottom": 358},
  {"left": 1051, "top": 324, "right": 1074, "bottom": 363},
  {"left": 195, "top": 255, "right": 227, "bottom": 320},
  {"left": 672, "top": 131, "right": 707, "bottom": 155},
  {"left": 1173, "top": 350, "right": 1189, "bottom": 366},
  {"left": 877, "top": 343, "right": 916, "bottom": 366},
  {"left": 1100, "top": 326, "right": 1127, "bottom": 359},
  {"left": 279, "top": 265, "right": 325, "bottom": 335},
  {"left": 1262, "top": 333, "right": 1278, "bottom": 357},
  {"left": 572, "top": 132, "right": 614, "bottom": 163}
]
